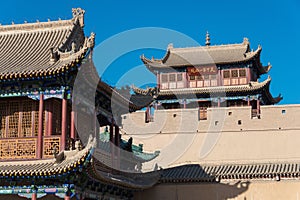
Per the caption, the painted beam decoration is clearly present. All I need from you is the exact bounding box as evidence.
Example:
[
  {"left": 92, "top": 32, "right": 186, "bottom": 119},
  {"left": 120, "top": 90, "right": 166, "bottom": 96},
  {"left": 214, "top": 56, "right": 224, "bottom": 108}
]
[{"left": 0, "top": 87, "right": 71, "bottom": 100}]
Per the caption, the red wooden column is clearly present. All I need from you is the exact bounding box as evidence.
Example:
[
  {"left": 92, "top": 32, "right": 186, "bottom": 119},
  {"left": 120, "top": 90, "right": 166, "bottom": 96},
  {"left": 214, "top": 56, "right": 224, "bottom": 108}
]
[
  {"left": 247, "top": 68, "right": 251, "bottom": 83},
  {"left": 44, "top": 104, "right": 49, "bottom": 136},
  {"left": 218, "top": 69, "right": 222, "bottom": 86},
  {"left": 37, "top": 93, "right": 44, "bottom": 159},
  {"left": 183, "top": 99, "right": 186, "bottom": 109},
  {"left": 217, "top": 98, "right": 221, "bottom": 107},
  {"left": 70, "top": 110, "right": 75, "bottom": 140},
  {"left": 31, "top": 193, "right": 37, "bottom": 200},
  {"left": 61, "top": 95, "right": 67, "bottom": 151},
  {"left": 47, "top": 101, "right": 53, "bottom": 136}
]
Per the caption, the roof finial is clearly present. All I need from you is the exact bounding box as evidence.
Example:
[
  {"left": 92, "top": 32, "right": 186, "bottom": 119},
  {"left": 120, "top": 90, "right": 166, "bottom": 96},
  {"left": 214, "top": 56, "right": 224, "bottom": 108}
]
[
  {"left": 205, "top": 31, "right": 211, "bottom": 46},
  {"left": 72, "top": 8, "right": 85, "bottom": 27},
  {"left": 243, "top": 37, "right": 249, "bottom": 45}
]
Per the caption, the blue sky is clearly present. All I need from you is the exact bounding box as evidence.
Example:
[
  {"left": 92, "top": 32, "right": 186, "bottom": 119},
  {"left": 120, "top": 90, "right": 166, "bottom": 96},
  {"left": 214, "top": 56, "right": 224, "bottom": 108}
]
[{"left": 1, "top": 0, "right": 300, "bottom": 104}]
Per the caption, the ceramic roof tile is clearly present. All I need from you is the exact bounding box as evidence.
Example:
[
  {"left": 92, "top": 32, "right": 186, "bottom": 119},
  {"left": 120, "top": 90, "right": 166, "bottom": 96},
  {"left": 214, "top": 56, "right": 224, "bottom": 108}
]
[
  {"left": 160, "top": 162, "right": 300, "bottom": 183},
  {"left": 141, "top": 38, "right": 260, "bottom": 67},
  {"left": 0, "top": 136, "right": 95, "bottom": 177},
  {"left": 141, "top": 38, "right": 271, "bottom": 76},
  {"left": 0, "top": 8, "right": 93, "bottom": 80}
]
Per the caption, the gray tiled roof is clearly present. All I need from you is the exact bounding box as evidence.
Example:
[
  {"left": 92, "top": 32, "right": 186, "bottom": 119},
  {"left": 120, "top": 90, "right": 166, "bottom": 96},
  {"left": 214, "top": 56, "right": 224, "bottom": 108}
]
[
  {"left": 0, "top": 137, "right": 95, "bottom": 177},
  {"left": 0, "top": 8, "right": 92, "bottom": 80},
  {"left": 161, "top": 162, "right": 300, "bottom": 183},
  {"left": 90, "top": 157, "right": 161, "bottom": 189},
  {"left": 141, "top": 38, "right": 270, "bottom": 75}
]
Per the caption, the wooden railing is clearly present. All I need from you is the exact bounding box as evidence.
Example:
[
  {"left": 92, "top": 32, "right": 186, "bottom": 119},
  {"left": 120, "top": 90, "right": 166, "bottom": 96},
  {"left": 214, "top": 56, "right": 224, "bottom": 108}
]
[
  {"left": 43, "top": 136, "right": 61, "bottom": 158},
  {"left": 0, "top": 137, "right": 37, "bottom": 159},
  {"left": 0, "top": 135, "right": 61, "bottom": 160}
]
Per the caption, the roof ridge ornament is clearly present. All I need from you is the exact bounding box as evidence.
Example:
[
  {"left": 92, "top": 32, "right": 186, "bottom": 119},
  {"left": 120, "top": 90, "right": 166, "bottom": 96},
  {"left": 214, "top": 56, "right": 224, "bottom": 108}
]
[
  {"left": 205, "top": 31, "right": 210, "bottom": 46},
  {"left": 86, "top": 32, "right": 95, "bottom": 49},
  {"left": 72, "top": 8, "right": 85, "bottom": 27},
  {"left": 167, "top": 43, "right": 174, "bottom": 50},
  {"left": 243, "top": 37, "right": 249, "bottom": 45},
  {"left": 49, "top": 47, "right": 59, "bottom": 63}
]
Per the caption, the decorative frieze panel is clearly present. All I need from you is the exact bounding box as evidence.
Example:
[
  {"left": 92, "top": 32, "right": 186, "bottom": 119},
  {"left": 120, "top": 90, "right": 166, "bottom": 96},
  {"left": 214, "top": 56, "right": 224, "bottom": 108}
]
[
  {"left": 43, "top": 136, "right": 60, "bottom": 158},
  {"left": 0, "top": 138, "right": 37, "bottom": 159}
]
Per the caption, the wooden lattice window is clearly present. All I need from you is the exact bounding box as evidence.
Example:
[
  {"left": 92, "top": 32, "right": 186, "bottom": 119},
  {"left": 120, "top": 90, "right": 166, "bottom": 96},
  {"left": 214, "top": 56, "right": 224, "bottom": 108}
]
[
  {"left": 52, "top": 100, "right": 62, "bottom": 135},
  {"left": 196, "top": 75, "right": 203, "bottom": 81},
  {"left": 177, "top": 74, "right": 183, "bottom": 81},
  {"left": 161, "top": 74, "right": 168, "bottom": 83},
  {"left": 223, "top": 70, "right": 230, "bottom": 78},
  {"left": 33, "top": 107, "right": 39, "bottom": 137},
  {"left": 21, "top": 101, "right": 33, "bottom": 137},
  {"left": 239, "top": 69, "right": 246, "bottom": 77},
  {"left": 169, "top": 74, "right": 175, "bottom": 82},
  {"left": 0, "top": 102, "right": 7, "bottom": 138},
  {"left": 231, "top": 70, "right": 238, "bottom": 78},
  {"left": 7, "top": 102, "right": 19, "bottom": 138}
]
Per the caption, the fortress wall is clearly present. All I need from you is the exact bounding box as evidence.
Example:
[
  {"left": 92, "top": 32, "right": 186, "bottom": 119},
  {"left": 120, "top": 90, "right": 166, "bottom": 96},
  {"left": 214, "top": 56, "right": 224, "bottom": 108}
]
[
  {"left": 134, "top": 180, "right": 300, "bottom": 200},
  {"left": 122, "top": 105, "right": 300, "bottom": 167}
]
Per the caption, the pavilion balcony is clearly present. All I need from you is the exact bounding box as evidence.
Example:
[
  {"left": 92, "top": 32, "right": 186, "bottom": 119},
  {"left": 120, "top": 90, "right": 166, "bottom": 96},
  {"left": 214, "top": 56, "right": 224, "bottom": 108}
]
[{"left": 0, "top": 135, "right": 61, "bottom": 160}]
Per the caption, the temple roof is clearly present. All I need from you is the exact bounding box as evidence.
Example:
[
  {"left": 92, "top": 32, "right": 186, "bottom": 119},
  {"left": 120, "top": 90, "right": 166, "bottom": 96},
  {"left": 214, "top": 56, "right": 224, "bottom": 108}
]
[
  {"left": 0, "top": 136, "right": 95, "bottom": 178},
  {"left": 0, "top": 8, "right": 94, "bottom": 80},
  {"left": 141, "top": 38, "right": 270, "bottom": 75},
  {"left": 89, "top": 157, "right": 161, "bottom": 189},
  {"left": 161, "top": 161, "right": 300, "bottom": 183}
]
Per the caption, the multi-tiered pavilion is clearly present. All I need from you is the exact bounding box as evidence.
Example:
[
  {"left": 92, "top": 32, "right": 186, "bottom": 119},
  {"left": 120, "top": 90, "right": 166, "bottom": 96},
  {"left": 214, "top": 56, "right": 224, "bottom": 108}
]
[
  {"left": 138, "top": 32, "right": 282, "bottom": 118},
  {"left": 0, "top": 8, "right": 159, "bottom": 200}
]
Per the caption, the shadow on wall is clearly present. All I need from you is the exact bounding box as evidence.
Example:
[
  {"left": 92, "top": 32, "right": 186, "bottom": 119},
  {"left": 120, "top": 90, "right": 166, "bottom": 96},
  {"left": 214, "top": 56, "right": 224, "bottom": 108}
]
[{"left": 134, "top": 164, "right": 250, "bottom": 200}]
